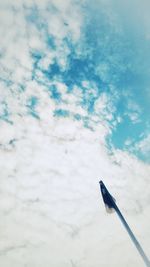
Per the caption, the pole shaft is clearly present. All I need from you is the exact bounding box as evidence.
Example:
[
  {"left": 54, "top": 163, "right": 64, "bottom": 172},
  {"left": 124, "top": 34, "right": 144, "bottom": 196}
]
[{"left": 114, "top": 204, "right": 150, "bottom": 267}]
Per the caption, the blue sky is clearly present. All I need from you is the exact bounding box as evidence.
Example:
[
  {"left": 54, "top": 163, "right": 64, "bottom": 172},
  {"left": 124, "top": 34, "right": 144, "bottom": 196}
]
[
  {"left": 1, "top": 2, "right": 150, "bottom": 267},
  {"left": 0, "top": 0, "right": 150, "bottom": 162},
  {"left": 29, "top": 0, "right": 150, "bottom": 162}
]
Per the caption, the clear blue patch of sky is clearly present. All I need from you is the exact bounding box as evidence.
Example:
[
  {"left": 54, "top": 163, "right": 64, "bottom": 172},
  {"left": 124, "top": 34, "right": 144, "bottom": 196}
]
[
  {"left": 54, "top": 109, "right": 70, "bottom": 118},
  {"left": 108, "top": 116, "right": 143, "bottom": 149},
  {"left": 81, "top": 3, "right": 150, "bottom": 159},
  {"left": 48, "top": 85, "right": 62, "bottom": 103}
]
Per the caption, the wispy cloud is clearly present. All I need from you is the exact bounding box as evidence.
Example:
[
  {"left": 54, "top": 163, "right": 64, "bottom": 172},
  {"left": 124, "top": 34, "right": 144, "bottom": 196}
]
[{"left": 0, "top": 1, "right": 150, "bottom": 266}]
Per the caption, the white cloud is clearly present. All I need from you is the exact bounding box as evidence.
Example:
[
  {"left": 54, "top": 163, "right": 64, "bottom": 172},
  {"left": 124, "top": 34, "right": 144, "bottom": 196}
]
[
  {"left": 0, "top": 1, "right": 150, "bottom": 267},
  {"left": 0, "top": 114, "right": 150, "bottom": 267},
  {"left": 135, "top": 134, "right": 150, "bottom": 158},
  {"left": 125, "top": 99, "right": 141, "bottom": 123}
]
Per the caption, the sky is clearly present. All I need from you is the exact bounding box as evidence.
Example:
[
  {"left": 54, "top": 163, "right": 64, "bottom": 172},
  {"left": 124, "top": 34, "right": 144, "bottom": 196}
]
[{"left": 0, "top": 0, "right": 150, "bottom": 267}]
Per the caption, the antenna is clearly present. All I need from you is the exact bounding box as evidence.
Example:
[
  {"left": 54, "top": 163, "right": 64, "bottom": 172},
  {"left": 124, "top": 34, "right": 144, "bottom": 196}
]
[{"left": 99, "top": 180, "right": 150, "bottom": 267}]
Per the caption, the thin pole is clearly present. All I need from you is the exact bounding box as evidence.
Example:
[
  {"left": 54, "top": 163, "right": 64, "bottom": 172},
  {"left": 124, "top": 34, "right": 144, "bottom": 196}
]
[{"left": 113, "top": 203, "right": 150, "bottom": 267}]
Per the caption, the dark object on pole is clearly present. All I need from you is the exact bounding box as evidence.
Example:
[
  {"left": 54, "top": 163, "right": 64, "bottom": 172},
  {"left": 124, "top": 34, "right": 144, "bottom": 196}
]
[{"left": 99, "top": 180, "right": 150, "bottom": 267}]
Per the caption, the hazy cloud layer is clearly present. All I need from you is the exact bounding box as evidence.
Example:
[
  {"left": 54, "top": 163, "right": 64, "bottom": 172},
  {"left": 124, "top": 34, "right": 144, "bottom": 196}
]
[{"left": 0, "top": 1, "right": 150, "bottom": 267}]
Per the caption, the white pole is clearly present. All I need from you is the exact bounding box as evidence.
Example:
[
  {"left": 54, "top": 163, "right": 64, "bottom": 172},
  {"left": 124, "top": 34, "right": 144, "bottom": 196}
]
[{"left": 114, "top": 203, "right": 150, "bottom": 267}]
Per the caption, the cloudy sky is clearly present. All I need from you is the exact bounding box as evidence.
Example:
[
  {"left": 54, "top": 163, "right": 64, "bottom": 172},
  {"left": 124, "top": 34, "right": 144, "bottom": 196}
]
[{"left": 0, "top": 0, "right": 150, "bottom": 266}]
